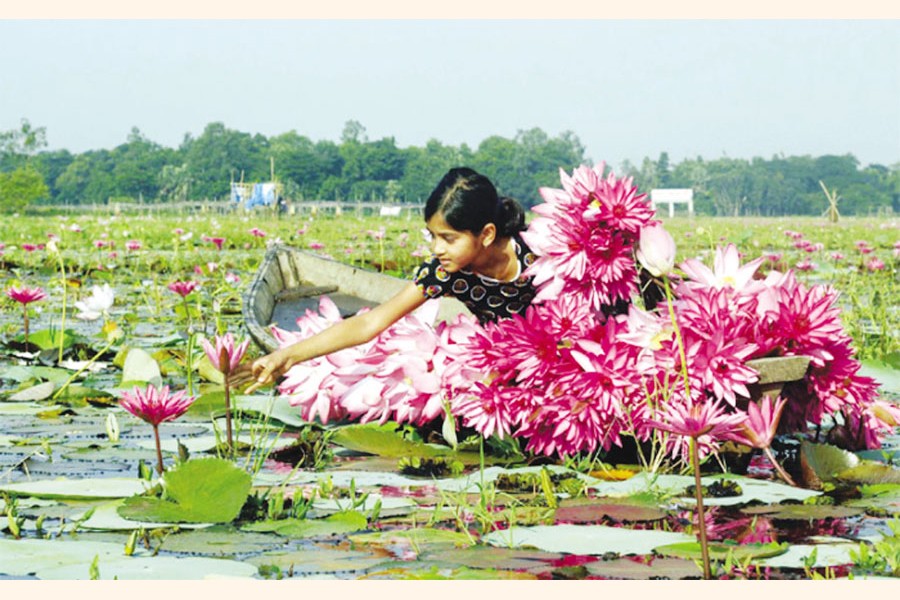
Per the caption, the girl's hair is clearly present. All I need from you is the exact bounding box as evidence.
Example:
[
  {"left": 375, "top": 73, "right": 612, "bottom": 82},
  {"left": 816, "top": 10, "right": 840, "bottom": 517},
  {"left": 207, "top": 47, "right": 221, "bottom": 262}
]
[{"left": 424, "top": 167, "right": 525, "bottom": 238}]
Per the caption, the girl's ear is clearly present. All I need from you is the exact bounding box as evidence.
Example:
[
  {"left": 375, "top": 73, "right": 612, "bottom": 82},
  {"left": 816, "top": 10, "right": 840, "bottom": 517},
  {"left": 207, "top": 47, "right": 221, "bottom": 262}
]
[{"left": 480, "top": 223, "right": 497, "bottom": 247}]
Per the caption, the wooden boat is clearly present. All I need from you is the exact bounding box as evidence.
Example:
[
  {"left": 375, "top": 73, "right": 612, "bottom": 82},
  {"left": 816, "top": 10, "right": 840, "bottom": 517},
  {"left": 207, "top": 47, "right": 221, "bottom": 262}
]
[{"left": 243, "top": 243, "right": 471, "bottom": 353}]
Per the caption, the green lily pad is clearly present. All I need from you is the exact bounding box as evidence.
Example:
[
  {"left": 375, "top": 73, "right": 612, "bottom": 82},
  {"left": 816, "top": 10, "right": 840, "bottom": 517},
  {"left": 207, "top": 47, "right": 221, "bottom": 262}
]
[
  {"left": 6, "top": 381, "right": 56, "bottom": 402},
  {"left": 120, "top": 347, "right": 162, "bottom": 387},
  {"left": 330, "top": 422, "right": 453, "bottom": 458},
  {"left": 836, "top": 462, "right": 900, "bottom": 485},
  {"left": 483, "top": 524, "right": 694, "bottom": 556},
  {"left": 73, "top": 499, "right": 214, "bottom": 530},
  {"left": 25, "top": 328, "right": 79, "bottom": 352},
  {"left": 155, "top": 526, "right": 285, "bottom": 556},
  {"left": 0, "top": 538, "right": 128, "bottom": 577},
  {"left": 350, "top": 527, "right": 474, "bottom": 548},
  {"left": 801, "top": 441, "right": 860, "bottom": 483},
  {"left": 756, "top": 543, "right": 858, "bottom": 569},
  {"left": 243, "top": 511, "right": 368, "bottom": 538},
  {"left": 588, "top": 472, "right": 820, "bottom": 506},
  {"left": 118, "top": 457, "right": 251, "bottom": 523},
  {"left": 554, "top": 498, "right": 668, "bottom": 523},
  {"left": 417, "top": 546, "right": 563, "bottom": 573},
  {"left": 362, "top": 564, "right": 537, "bottom": 580},
  {"left": 845, "top": 485, "right": 900, "bottom": 515},
  {"left": 0, "top": 477, "right": 150, "bottom": 500},
  {"left": 309, "top": 495, "right": 416, "bottom": 518},
  {"left": 655, "top": 541, "right": 789, "bottom": 561},
  {"left": 235, "top": 394, "right": 310, "bottom": 428},
  {"left": 741, "top": 504, "right": 865, "bottom": 520},
  {"left": 36, "top": 554, "right": 259, "bottom": 580},
  {"left": 246, "top": 547, "right": 387, "bottom": 575}
]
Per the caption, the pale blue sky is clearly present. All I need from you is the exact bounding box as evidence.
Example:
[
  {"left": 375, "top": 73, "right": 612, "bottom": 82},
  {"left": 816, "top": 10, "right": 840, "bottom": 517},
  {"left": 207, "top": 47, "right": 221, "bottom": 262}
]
[{"left": 1, "top": 20, "right": 898, "bottom": 170}]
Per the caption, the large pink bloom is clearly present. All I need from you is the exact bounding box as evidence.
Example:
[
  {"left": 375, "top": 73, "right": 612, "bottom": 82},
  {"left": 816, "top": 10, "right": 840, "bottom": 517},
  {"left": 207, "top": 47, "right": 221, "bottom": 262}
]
[
  {"left": 648, "top": 397, "right": 747, "bottom": 464},
  {"left": 723, "top": 395, "right": 786, "bottom": 449},
  {"left": 120, "top": 384, "right": 195, "bottom": 426},
  {"left": 6, "top": 285, "right": 48, "bottom": 305}
]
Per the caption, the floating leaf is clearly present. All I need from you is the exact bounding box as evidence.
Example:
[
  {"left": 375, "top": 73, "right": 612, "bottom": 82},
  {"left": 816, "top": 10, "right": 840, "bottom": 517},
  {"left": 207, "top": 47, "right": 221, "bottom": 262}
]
[
  {"left": 243, "top": 511, "right": 368, "bottom": 538},
  {"left": 330, "top": 423, "right": 452, "bottom": 458},
  {"left": 0, "top": 538, "right": 128, "bottom": 577},
  {"left": 0, "top": 477, "right": 149, "bottom": 500},
  {"left": 655, "top": 541, "right": 789, "bottom": 561},
  {"left": 483, "top": 524, "right": 694, "bottom": 556},
  {"left": 24, "top": 329, "right": 78, "bottom": 351},
  {"left": 36, "top": 553, "right": 259, "bottom": 580},
  {"left": 72, "top": 499, "right": 213, "bottom": 530},
  {"left": 755, "top": 543, "right": 858, "bottom": 569},
  {"left": 836, "top": 462, "right": 900, "bottom": 485},
  {"left": 6, "top": 381, "right": 56, "bottom": 402},
  {"left": 309, "top": 495, "right": 416, "bottom": 518},
  {"left": 245, "top": 547, "right": 386, "bottom": 575},
  {"left": 583, "top": 556, "right": 702, "bottom": 580},
  {"left": 155, "top": 526, "right": 284, "bottom": 556},
  {"left": 350, "top": 527, "right": 474, "bottom": 548},
  {"left": 118, "top": 457, "right": 251, "bottom": 523},
  {"left": 417, "top": 546, "right": 563, "bottom": 572},
  {"left": 801, "top": 441, "right": 860, "bottom": 484},
  {"left": 741, "top": 504, "right": 865, "bottom": 520},
  {"left": 120, "top": 347, "right": 162, "bottom": 387},
  {"left": 554, "top": 499, "right": 668, "bottom": 524}
]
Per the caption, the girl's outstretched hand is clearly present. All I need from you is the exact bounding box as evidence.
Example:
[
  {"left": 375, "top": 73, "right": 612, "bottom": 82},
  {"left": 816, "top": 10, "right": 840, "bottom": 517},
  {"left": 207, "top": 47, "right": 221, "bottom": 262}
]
[{"left": 239, "top": 348, "right": 295, "bottom": 394}]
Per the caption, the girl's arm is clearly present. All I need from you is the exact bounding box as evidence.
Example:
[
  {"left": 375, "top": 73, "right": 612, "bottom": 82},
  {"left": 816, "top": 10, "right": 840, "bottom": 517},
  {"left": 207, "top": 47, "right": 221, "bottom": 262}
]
[{"left": 241, "top": 282, "right": 427, "bottom": 392}]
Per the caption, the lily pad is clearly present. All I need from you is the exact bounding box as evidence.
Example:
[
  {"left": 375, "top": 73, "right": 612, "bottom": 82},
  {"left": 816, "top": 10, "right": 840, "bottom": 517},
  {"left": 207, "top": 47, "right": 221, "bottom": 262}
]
[
  {"left": 330, "top": 422, "right": 454, "bottom": 458},
  {"left": 118, "top": 457, "right": 251, "bottom": 523},
  {"left": 243, "top": 511, "right": 368, "bottom": 538},
  {"left": 836, "top": 462, "right": 900, "bottom": 485},
  {"left": 0, "top": 477, "right": 150, "bottom": 500},
  {"left": 235, "top": 394, "right": 310, "bottom": 428},
  {"left": 417, "top": 546, "right": 563, "bottom": 573},
  {"left": 0, "top": 538, "right": 128, "bottom": 577},
  {"left": 483, "top": 524, "right": 694, "bottom": 556},
  {"left": 350, "top": 527, "right": 474, "bottom": 548},
  {"left": 155, "top": 526, "right": 286, "bottom": 556},
  {"left": 741, "top": 504, "right": 865, "bottom": 520},
  {"left": 246, "top": 547, "right": 387, "bottom": 576},
  {"left": 755, "top": 543, "right": 859, "bottom": 569},
  {"left": 120, "top": 347, "right": 162, "bottom": 387},
  {"left": 554, "top": 498, "right": 668, "bottom": 523},
  {"left": 72, "top": 499, "right": 214, "bottom": 530},
  {"left": 801, "top": 441, "right": 860, "bottom": 483},
  {"left": 36, "top": 554, "right": 259, "bottom": 580},
  {"left": 654, "top": 541, "right": 789, "bottom": 561},
  {"left": 584, "top": 556, "right": 702, "bottom": 579},
  {"left": 6, "top": 381, "right": 56, "bottom": 402},
  {"left": 309, "top": 494, "right": 416, "bottom": 518}
]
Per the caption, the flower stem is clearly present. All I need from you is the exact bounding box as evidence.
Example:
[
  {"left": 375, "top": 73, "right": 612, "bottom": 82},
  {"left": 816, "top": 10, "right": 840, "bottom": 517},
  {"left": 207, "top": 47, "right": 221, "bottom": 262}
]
[
  {"left": 223, "top": 371, "right": 234, "bottom": 453},
  {"left": 763, "top": 445, "right": 797, "bottom": 487},
  {"left": 51, "top": 338, "right": 116, "bottom": 401},
  {"left": 22, "top": 304, "right": 29, "bottom": 349},
  {"left": 663, "top": 277, "right": 692, "bottom": 399},
  {"left": 691, "top": 436, "right": 712, "bottom": 580},
  {"left": 153, "top": 424, "right": 164, "bottom": 475}
]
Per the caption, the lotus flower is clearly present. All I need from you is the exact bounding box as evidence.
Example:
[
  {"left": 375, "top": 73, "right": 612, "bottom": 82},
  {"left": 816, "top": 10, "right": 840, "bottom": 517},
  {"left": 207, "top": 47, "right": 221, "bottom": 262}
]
[
  {"left": 6, "top": 285, "right": 48, "bottom": 347},
  {"left": 120, "top": 384, "right": 195, "bottom": 474},
  {"left": 202, "top": 333, "right": 249, "bottom": 377},
  {"left": 202, "top": 333, "right": 250, "bottom": 450},
  {"left": 167, "top": 280, "right": 199, "bottom": 297},
  {"left": 74, "top": 283, "right": 115, "bottom": 321},
  {"left": 636, "top": 222, "right": 677, "bottom": 277}
]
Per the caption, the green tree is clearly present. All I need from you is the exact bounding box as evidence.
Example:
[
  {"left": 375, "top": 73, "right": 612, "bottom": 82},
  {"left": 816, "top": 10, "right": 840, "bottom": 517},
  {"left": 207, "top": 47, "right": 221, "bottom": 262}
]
[
  {"left": 0, "top": 165, "right": 49, "bottom": 212},
  {"left": 181, "top": 122, "right": 268, "bottom": 200}
]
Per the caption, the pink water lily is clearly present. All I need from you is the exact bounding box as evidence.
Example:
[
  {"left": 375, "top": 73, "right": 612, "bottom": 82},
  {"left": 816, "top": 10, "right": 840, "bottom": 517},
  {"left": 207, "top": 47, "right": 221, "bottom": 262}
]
[
  {"left": 202, "top": 333, "right": 250, "bottom": 377},
  {"left": 6, "top": 285, "right": 48, "bottom": 348},
  {"left": 120, "top": 384, "right": 195, "bottom": 474},
  {"left": 635, "top": 222, "right": 677, "bottom": 277},
  {"left": 167, "top": 280, "right": 199, "bottom": 297}
]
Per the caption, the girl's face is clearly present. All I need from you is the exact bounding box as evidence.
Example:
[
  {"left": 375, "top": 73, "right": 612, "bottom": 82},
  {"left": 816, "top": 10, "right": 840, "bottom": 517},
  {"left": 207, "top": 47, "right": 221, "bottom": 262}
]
[{"left": 425, "top": 212, "right": 492, "bottom": 273}]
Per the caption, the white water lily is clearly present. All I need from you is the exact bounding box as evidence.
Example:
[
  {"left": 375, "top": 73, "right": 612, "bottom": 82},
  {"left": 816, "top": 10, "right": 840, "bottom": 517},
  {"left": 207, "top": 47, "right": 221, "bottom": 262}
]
[{"left": 74, "top": 283, "right": 115, "bottom": 321}]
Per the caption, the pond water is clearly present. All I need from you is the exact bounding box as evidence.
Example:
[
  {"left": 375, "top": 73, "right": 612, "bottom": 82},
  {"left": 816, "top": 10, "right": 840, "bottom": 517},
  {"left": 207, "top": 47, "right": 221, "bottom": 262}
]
[{"left": 1, "top": 250, "right": 900, "bottom": 580}]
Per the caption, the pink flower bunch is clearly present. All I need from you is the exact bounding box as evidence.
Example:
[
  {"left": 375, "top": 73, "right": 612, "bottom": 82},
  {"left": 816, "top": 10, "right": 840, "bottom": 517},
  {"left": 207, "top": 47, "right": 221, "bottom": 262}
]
[
  {"left": 521, "top": 163, "right": 655, "bottom": 311},
  {"left": 249, "top": 227, "right": 267, "bottom": 238},
  {"left": 167, "top": 280, "right": 199, "bottom": 297},
  {"left": 274, "top": 297, "right": 477, "bottom": 427},
  {"left": 6, "top": 285, "right": 48, "bottom": 305}
]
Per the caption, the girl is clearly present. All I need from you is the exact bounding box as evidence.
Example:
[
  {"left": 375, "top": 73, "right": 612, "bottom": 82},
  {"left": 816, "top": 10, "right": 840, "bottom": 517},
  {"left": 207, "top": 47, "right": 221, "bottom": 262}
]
[{"left": 240, "top": 167, "right": 537, "bottom": 393}]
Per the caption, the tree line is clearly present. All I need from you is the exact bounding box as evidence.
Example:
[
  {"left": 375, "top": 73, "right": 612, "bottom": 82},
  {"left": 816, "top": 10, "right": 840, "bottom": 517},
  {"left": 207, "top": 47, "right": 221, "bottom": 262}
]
[{"left": 1, "top": 118, "right": 897, "bottom": 216}]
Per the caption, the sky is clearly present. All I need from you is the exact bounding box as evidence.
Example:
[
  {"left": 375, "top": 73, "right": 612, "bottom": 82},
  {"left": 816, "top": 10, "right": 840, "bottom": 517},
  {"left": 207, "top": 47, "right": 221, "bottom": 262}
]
[{"left": 1, "top": 19, "right": 898, "bottom": 171}]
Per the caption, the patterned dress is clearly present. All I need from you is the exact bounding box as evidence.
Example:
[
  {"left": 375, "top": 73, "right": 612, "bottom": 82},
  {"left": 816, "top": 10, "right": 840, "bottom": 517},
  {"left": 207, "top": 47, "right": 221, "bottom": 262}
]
[{"left": 413, "top": 234, "right": 538, "bottom": 324}]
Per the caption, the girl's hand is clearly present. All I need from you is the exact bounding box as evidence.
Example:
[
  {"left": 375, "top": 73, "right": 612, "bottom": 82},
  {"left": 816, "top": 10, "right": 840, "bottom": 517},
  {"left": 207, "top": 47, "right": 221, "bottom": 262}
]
[{"left": 243, "top": 349, "right": 294, "bottom": 393}]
